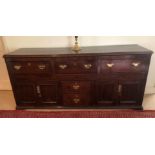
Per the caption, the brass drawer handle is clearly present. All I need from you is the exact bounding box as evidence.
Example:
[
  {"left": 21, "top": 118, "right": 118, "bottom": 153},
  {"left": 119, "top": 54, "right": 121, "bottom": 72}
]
[
  {"left": 106, "top": 63, "right": 114, "bottom": 68},
  {"left": 38, "top": 65, "right": 46, "bottom": 70},
  {"left": 14, "top": 65, "right": 22, "bottom": 70},
  {"left": 118, "top": 84, "right": 122, "bottom": 96},
  {"left": 59, "top": 64, "right": 67, "bottom": 69},
  {"left": 72, "top": 83, "right": 80, "bottom": 90},
  {"left": 73, "top": 98, "right": 80, "bottom": 104},
  {"left": 84, "top": 64, "right": 92, "bottom": 69},
  {"left": 132, "top": 62, "right": 140, "bottom": 67}
]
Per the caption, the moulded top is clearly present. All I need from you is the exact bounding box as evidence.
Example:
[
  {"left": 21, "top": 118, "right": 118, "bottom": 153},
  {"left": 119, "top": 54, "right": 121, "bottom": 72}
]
[{"left": 3, "top": 44, "right": 153, "bottom": 58}]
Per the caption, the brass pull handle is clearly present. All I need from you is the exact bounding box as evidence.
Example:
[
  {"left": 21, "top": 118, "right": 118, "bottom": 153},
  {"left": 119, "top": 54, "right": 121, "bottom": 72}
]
[
  {"left": 132, "top": 62, "right": 140, "bottom": 67},
  {"left": 107, "top": 63, "right": 114, "bottom": 68},
  {"left": 14, "top": 65, "right": 22, "bottom": 70},
  {"left": 36, "top": 85, "right": 42, "bottom": 97},
  {"left": 73, "top": 98, "right": 80, "bottom": 104},
  {"left": 84, "top": 64, "right": 92, "bottom": 69},
  {"left": 38, "top": 65, "right": 46, "bottom": 70},
  {"left": 59, "top": 64, "right": 67, "bottom": 69},
  {"left": 72, "top": 83, "right": 80, "bottom": 90},
  {"left": 118, "top": 84, "right": 122, "bottom": 95}
]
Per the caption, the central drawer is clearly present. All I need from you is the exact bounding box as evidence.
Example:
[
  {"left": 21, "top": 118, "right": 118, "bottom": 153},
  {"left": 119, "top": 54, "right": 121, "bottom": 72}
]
[
  {"left": 63, "top": 93, "right": 90, "bottom": 106},
  {"left": 61, "top": 81, "right": 92, "bottom": 106},
  {"left": 54, "top": 57, "right": 96, "bottom": 74},
  {"left": 62, "top": 81, "right": 91, "bottom": 93}
]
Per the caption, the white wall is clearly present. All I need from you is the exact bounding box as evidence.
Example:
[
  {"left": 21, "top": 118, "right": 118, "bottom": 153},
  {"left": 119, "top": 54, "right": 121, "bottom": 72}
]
[
  {"left": 1, "top": 36, "right": 155, "bottom": 93},
  {"left": 0, "top": 37, "right": 11, "bottom": 90},
  {"left": 0, "top": 52, "right": 11, "bottom": 90}
]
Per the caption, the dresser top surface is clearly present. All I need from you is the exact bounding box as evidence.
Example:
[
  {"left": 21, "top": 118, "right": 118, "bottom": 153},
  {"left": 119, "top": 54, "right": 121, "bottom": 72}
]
[{"left": 4, "top": 44, "right": 153, "bottom": 57}]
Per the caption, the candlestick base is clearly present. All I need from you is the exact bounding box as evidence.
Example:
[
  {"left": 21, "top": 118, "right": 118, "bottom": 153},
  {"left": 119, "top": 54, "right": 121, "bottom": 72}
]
[
  {"left": 72, "top": 44, "right": 81, "bottom": 53},
  {"left": 72, "top": 36, "right": 81, "bottom": 53}
]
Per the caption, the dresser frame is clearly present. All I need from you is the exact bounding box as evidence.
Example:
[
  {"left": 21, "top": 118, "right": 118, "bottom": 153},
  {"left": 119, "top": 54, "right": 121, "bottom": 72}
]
[{"left": 4, "top": 45, "right": 153, "bottom": 110}]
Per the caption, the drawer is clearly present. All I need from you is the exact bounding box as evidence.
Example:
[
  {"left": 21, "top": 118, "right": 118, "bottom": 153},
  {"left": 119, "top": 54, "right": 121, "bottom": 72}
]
[
  {"left": 9, "top": 60, "right": 52, "bottom": 74},
  {"left": 62, "top": 81, "right": 91, "bottom": 93},
  {"left": 55, "top": 57, "right": 96, "bottom": 74},
  {"left": 99, "top": 56, "right": 148, "bottom": 73},
  {"left": 63, "top": 93, "right": 90, "bottom": 106}
]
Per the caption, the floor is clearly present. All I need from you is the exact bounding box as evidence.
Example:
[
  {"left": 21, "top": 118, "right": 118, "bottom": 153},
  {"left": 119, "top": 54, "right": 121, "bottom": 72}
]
[{"left": 0, "top": 90, "right": 155, "bottom": 110}]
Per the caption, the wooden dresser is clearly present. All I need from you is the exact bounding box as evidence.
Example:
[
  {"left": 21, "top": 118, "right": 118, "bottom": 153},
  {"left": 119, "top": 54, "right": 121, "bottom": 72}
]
[{"left": 4, "top": 44, "right": 153, "bottom": 109}]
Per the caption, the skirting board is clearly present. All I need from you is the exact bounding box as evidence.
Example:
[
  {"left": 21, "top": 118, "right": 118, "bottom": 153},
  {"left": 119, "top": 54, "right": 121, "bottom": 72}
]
[{"left": 0, "top": 80, "right": 155, "bottom": 94}]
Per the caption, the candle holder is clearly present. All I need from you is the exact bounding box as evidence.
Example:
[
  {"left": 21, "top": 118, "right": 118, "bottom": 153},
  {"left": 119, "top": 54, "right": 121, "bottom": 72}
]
[{"left": 72, "top": 36, "right": 81, "bottom": 53}]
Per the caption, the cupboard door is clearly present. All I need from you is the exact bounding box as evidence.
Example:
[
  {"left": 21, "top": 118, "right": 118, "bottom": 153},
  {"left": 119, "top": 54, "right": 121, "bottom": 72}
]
[
  {"left": 37, "top": 83, "right": 58, "bottom": 105},
  {"left": 96, "top": 80, "right": 117, "bottom": 106},
  {"left": 14, "top": 83, "right": 37, "bottom": 106},
  {"left": 118, "top": 80, "right": 143, "bottom": 105}
]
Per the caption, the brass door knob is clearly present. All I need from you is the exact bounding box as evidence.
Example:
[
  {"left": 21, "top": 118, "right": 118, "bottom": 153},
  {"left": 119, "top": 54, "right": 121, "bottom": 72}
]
[
  {"left": 132, "top": 62, "right": 140, "bottom": 67},
  {"left": 14, "top": 65, "right": 22, "bottom": 70},
  {"left": 59, "top": 64, "right": 67, "bottom": 69},
  {"left": 84, "top": 64, "right": 92, "bottom": 69},
  {"left": 106, "top": 63, "right": 114, "bottom": 68},
  {"left": 118, "top": 84, "right": 122, "bottom": 93},
  {"left": 36, "top": 85, "right": 42, "bottom": 97},
  {"left": 118, "top": 84, "right": 122, "bottom": 97}
]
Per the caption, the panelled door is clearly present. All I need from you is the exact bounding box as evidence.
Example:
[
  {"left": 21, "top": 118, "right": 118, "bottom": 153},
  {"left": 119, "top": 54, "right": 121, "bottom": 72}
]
[
  {"left": 36, "top": 82, "right": 58, "bottom": 106},
  {"left": 118, "top": 80, "right": 143, "bottom": 106},
  {"left": 96, "top": 80, "right": 117, "bottom": 106},
  {"left": 96, "top": 79, "right": 144, "bottom": 107},
  {"left": 14, "top": 83, "right": 37, "bottom": 106},
  {"left": 14, "top": 82, "right": 59, "bottom": 107}
]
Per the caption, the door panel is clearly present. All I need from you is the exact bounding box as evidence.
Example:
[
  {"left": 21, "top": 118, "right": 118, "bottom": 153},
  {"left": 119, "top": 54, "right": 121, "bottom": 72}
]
[
  {"left": 119, "top": 80, "right": 143, "bottom": 105},
  {"left": 96, "top": 80, "right": 117, "bottom": 106},
  {"left": 14, "top": 83, "right": 37, "bottom": 106},
  {"left": 37, "top": 83, "right": 58, "bottom": 105}
]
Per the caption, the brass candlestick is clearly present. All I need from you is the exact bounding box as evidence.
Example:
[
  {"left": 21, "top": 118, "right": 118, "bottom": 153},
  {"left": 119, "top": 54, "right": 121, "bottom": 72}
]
[{"left": 72, "top": 36, "right": 81, "bottom": 53}]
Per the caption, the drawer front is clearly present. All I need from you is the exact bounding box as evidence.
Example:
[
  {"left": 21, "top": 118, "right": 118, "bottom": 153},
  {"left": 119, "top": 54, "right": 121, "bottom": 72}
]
[
  {"left": 63, "top": 93, "right": 90, "bottom": 106},
  {"left": 62, "top": 81, "right": 91, "bottom": 93},
  {"left": 99, "top": 55, "right": 148, "bottom": 73},
  {"left": 55, "top": 57, "right": 96, "bottom": 74},
  {"left": 9, "top": 60, "right": 51, "bottom": 74}
]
